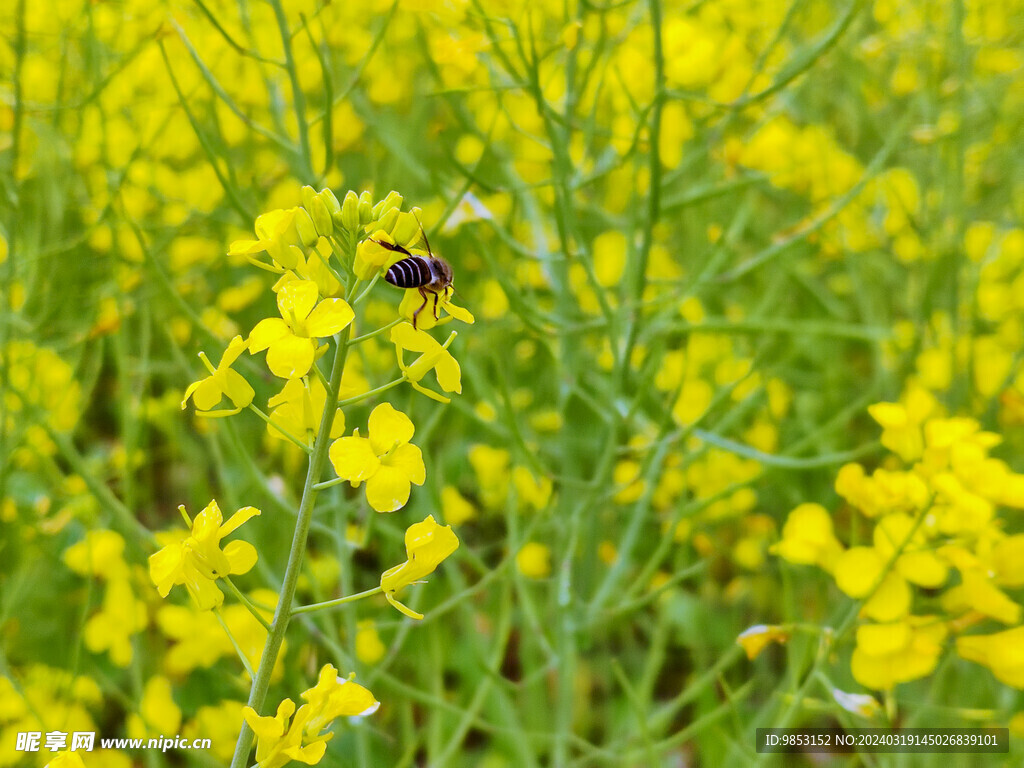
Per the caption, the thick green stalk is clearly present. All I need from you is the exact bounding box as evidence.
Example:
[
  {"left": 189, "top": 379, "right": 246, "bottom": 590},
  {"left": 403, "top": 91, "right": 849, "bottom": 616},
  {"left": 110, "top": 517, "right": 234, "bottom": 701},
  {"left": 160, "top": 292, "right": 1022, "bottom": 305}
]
[{"left": 229, "top": 283, "right": 358, "bottom": 768}]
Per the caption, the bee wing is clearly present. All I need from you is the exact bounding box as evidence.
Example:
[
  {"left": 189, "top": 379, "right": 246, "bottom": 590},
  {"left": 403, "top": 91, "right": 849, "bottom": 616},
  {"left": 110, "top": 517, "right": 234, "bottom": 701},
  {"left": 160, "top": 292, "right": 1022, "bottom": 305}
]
[
  {"left": 413, "top": 212, "right": 434, "bottom": 257},
  {"left": 371, "top": 239, "right": 414, "bottom": 257}
]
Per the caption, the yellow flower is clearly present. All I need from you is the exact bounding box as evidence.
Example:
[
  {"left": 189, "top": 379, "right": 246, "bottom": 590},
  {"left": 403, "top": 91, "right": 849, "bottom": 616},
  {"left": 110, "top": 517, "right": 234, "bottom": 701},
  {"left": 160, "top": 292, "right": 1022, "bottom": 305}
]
[
  {"left": 354, "top": 232, "right": 399, "bottom": 280},
  {"left": 184, "top": 700, "right": 247, "bottom": 762},
  {"left": 956, "top": 626, "right": 1024, "bottom": 688},
  {"left": 328, "top": 403, "right": 425, "bottom": 513},
  {"left": 228, "top": 208, "right": 305, "bottom": 271},
  {"left": 45, "top": 754, "right": 87, "bottom": 768},
  {"left": 127, "top": 676, "right": 181, "bottom": 740},
  {"left": 851, "top": 617, "right": 947, "bottom": 690},
  {"left": 155, "top": 603, "right": 232, "bottom": 673},
  {"left": 83, "top": 578, "right": 148, "bottom": 667},
  {"left": 299, "top": 664, "right": 380, "bottom": 733},
  {"left": 397, "top": 285, "right": 474, "bottom": 330},
  {"left": 243, "top": 665, "right": 377, "bottom": 768},
  {"left": 266, "top": 378, "right": 345, "bottom": 444},
  {"left": 868, "top": 392, "right": 933, "bottom": 462},
  {"left": 833, "top": 544, "right": 911, "bottom": 622},
  {"left": 63, "top": 529, "right": 130, "bottom": 581},
  {"left": 355, "top": 620, "right": 387, "bottom": 664},
  {"left": 736, "top": 624, "right": 790, "bottom": 660},
  {"left": 381, "top": 515, "right": 460, "bottom": 620},
  {"left": 831, "top": 689, "right": 883, "bottom": 719},
  {"left": 243, "top": 698, "right": 324, "bottom": 768},
  {"left": 440, "top": 485, "right": 476, "bottom": 525},
  {"left": 940, "top": 549, "right": 1021, "bottom": 625},
  {"left": 181, "top": 335, "right": 255, "bottom": 416},
  {"left": 516, "top": 542, "right": 552, "bottom": 579},
  {"left": 148, "top": 500, "right": 261, "bottom": 610},
  {"left": 512, "top": 466, "right": 552, "bottom": 510},
  {"left": 391, "top": 322, "right": 462, "bottom": 403},
  {"left": 248, "top": 281, "right": 354, "bottom": 379},
  {"left": 771, "top": 503, "right": 844, "bottom": 572}
]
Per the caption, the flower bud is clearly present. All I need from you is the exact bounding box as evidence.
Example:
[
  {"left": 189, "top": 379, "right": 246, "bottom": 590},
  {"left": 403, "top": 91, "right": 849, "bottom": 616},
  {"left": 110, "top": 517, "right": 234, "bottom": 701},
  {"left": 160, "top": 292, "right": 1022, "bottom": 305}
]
[
  {"left": 374, "top": 208, "right": 399, "bottom": 235},
  {"left": 358, "top": 191, "right": 374, "bottom": 226},
  {"left": 318, "top": 188, "right": 341, "bottom": 216},
  {"left": 372, "top": 190, "right": 404, "bottom": 220},
  {"left": 341, "top": 190, "right": 360, "bottom": 232},
  {"left": 294, "top": 207, "right": 319, "bottom": 248},
  {"left": 300, "top": 185, "right": 318, "bottom": 212},
  {"left": 391, "top": 211, "right": 421, "bottom": 248},
  {"left": 307, "top": 196, "right": 333, "bottom": 237}
]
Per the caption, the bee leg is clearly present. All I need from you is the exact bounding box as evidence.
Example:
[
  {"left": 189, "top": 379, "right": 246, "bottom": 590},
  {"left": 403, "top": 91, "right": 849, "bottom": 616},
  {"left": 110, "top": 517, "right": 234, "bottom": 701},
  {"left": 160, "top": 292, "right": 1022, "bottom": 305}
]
[
  {"left": 412, "top": 287, "right": 429, "bottom": 330},
  {"left": 432, "top": 290, "right": 441, "bottom": 320}
]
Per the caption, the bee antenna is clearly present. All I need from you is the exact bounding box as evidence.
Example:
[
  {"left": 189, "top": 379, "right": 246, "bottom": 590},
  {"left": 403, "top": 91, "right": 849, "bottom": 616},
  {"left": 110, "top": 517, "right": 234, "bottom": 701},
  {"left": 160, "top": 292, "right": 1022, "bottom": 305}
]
[{"left": 413, "top": 211, "right": 434, "bottom": 257}]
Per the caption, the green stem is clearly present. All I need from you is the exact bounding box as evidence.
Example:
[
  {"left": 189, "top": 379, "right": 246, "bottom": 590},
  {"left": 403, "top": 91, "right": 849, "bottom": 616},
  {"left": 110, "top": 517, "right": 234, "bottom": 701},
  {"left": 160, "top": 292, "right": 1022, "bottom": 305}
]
[
  {"left": 291, "top": 586, "right": 383, "bottom": 616},
  {"left": 337, "top": 377, "right": 406, "bottom": 408},
  {"left": 268, "top": 0, "right": 313, "bottom": 180},
  {"left": 223, "top": 576, "right": 272, "bottom": 631},
  {"left": 213, "top": 607, "right": 257, "bottom": 680},
  {"left": 348, "top": 318, "right": 402, "bottom": 345},
  {"left": 247, "top": 404, "right": 312, "bottom": 453},
  {"left": 228, "top": 282, "right": 360, "bottom": 768}
]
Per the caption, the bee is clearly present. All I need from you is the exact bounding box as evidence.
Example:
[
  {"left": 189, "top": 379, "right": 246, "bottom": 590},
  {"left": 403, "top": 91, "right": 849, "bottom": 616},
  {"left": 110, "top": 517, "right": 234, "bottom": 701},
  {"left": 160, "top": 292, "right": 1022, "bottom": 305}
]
[{"left": 373, "top": 224, "right": 454, "bottom": 330}]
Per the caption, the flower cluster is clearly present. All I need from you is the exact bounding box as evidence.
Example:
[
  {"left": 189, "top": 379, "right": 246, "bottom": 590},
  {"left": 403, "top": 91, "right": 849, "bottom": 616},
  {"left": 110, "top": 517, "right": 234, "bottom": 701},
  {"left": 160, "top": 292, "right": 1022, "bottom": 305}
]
[
  {"left": 154, "top": 188, "right": 468, "bottom": 766},
  {"left": 775, "top": 388, "right": 1024, "bottom": 690},
  {"left": 244, "top": 665, "right": 378, "bottom": 768}
]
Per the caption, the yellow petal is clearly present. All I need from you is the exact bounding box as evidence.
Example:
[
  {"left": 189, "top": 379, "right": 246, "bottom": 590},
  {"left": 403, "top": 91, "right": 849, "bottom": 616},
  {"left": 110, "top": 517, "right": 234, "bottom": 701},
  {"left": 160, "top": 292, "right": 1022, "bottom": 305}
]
[
  {"left": 220, "top": 505, "right": 261, "bottom": 536},
  {"left": 835, "top": 547, "right": 885, "bottom": 598},
  {"left": 192, "top": 377, "right": 223, "bottom": 411},
  {"left": 329, "top": 437, "right": 380, "bottom": 482},
  {"left": 224, "top": 540, "right": 258, "bottom": 575},
  {"left": 385, "top": 591, "right": 424, "bottom": 620},
  {"left": 365, "top": 465, "right": 413, "bottom": 512},
  {"left": 248, "top": 317, "right": 290, "bottom": 353},
  {"left": 278, "top": 280, "right": 319, "bottom": 321},
  {"left": 368, "top": 403, "right": 415, "bottom": 454},
  {"left": 434, "top": 353, "right": 462, "bottom": 394},
  {"left": 267, "top": 336, "right": 316, "bottom": 379},
  {"left": 305, "top": 298, "right": 355, "bottom": 338},
  {"left": 736, "top": 624, "right": 790, "bottom": 660},
  {"left": 862, "top": 572, "right": 912, "bottom": 622},
  {"left": 385, "top": 443, "right": 426, "bottom": 486},
  {"left": 222, "top": 369, "right": 256, "bottom": 409},
  {"left": 148, "top": 544, "right": 184, "bottom": 597},
  {"left": 391, "top": 322, "right": 434, "bottom": 353}
]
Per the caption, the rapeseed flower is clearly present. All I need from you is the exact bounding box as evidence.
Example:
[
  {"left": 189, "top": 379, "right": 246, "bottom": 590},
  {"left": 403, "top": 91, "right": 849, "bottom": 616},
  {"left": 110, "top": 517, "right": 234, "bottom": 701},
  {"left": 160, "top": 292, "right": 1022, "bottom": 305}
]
[
  {"left": 851, "top": 617, "right": 947, "bottom": 690},
  {"left": 229, "top": 208, "right": 306, "bottom": 271},
  {"left": 328, "top": 403, "right": 425, "bottom": 513},
  {"left": 126, "top": 676, "right": 181, "bottom": 740},
  {"left": 148, "top": 500, "right": 260, "bottom": 610},
  {"left": 83, "top": 578, "right": 148, "bottom": 667},
  {"left": 266, "top": 378, "right": 345, "bottom": 444},
  {"left": 736, "top": 624, "right": 790, "bottom": 660},
  {"left": 397, "top": 285, "right": 474, "bottom": 330},
  {"left": 516, "top": 542, "right": 552, "bottom": 579},
  {"left": 243, "top": 665, "right": 377, "bottom": 768},
  {"left": 249, "top": 281, "right": 354, "bottom": 379},
  {"left": 391, "top": 323, "right": 462, "bottom": 403},
  {"left": 381, "top": 515, "right": 460, "bottom": 620},
  {"left": 181, "top": 335, "right": 254, "bottom": 416},
  {"left": 956, "top": 626, "right": 1024, "bottom": 687}
]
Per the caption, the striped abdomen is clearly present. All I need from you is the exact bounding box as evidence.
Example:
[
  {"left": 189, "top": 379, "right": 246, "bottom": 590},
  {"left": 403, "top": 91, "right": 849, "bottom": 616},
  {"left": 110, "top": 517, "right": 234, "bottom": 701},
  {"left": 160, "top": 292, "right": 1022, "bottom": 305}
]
[{"left": 385, "top": 256, "right": 452, "bottom": 291}]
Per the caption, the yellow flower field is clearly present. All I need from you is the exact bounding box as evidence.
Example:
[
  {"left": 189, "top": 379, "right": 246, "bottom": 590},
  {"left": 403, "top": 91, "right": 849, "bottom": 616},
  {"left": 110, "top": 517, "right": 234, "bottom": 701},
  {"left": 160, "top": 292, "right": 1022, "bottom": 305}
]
[{"left": 2, "top": 0, "right": 1024, "bottom": 765}]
